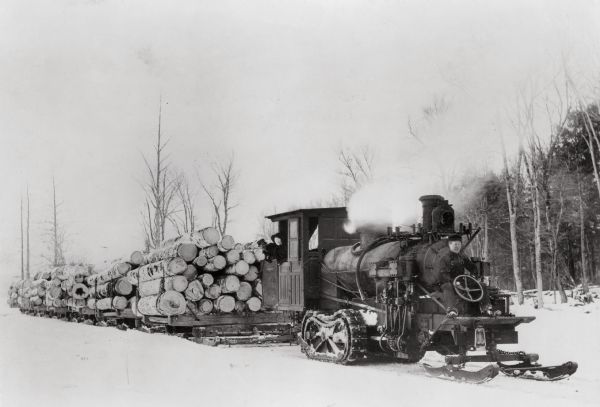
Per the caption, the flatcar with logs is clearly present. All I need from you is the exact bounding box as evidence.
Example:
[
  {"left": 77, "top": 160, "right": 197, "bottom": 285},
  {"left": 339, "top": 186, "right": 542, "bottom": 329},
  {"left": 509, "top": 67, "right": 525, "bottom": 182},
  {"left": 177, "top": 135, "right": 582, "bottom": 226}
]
[{"left": 10, "top": 195, "right": 577, "bottom": 383}]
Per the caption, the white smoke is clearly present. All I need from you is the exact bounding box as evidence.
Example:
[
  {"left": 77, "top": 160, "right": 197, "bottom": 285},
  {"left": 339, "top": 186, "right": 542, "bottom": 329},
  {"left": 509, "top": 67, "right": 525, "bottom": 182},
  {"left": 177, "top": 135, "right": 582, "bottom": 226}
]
[{"left": 345, "top": 178, "right": 441, "bottom": 232}]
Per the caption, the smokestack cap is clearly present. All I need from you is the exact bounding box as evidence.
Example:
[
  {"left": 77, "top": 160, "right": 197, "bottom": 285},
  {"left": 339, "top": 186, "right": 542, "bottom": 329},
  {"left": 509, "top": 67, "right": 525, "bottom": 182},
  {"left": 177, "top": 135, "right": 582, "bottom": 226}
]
[{"left": 419, "top": 194, "right": 445, "bottom": 202}]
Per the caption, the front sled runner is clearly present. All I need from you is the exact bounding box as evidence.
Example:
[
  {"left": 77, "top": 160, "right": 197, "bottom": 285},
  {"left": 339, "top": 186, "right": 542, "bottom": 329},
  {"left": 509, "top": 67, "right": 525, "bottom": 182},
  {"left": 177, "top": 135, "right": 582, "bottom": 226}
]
[
  {"left": 498, "top": 361, "right": 578, "bottom": 381},
  {"left": 423, "top": 363, "right": 499, "bottom": 384}
]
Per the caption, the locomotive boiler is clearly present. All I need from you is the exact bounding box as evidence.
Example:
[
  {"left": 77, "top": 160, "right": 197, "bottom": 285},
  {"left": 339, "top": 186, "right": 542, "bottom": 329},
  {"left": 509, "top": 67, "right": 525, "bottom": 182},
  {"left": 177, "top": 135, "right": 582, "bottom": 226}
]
[{"left": 297, "top": 195, "right": 577, "bottom": 382}]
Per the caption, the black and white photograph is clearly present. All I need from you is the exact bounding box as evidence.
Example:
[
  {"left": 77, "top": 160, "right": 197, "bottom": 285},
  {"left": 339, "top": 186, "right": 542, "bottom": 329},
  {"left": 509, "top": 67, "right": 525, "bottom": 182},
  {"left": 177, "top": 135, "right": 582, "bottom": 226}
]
[{"left": 0, "top": 0, "right": 599, "bottom": 406}]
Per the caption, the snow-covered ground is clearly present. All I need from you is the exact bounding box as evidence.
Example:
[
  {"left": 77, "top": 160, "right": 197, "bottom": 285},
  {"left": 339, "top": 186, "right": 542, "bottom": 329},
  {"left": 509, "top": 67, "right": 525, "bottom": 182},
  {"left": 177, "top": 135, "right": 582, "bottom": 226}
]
[{"left": 1, "top": 296, "right": 599, "bottom": 407}]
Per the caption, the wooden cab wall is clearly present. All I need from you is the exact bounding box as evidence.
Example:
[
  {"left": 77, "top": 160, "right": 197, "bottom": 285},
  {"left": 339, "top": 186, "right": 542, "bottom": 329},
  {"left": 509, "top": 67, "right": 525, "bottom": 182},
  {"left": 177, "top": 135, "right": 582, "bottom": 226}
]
[{"left": 265, "top": 207, "right": 359, "bottom": 311}]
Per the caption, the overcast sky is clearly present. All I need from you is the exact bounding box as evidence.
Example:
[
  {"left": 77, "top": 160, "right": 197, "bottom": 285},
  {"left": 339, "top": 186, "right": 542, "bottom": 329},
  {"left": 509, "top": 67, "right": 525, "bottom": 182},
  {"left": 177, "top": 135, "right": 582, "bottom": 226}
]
[{"left": 1, "top": 0, "right": 598, "bottom": 281}]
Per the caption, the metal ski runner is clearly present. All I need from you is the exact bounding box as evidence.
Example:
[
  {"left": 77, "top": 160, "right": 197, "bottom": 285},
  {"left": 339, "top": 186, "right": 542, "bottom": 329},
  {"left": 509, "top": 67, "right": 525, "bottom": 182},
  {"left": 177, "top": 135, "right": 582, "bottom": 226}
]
[
  {"left": 422, "top": 363, "right": 499, "bottom": 384},
  {"left": 498, "top": 361, "right": 578, "bottom": 381}
]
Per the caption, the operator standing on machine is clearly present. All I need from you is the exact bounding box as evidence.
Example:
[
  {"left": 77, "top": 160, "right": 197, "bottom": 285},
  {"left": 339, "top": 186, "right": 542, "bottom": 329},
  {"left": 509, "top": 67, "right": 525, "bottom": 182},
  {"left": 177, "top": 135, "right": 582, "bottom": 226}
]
[{"left": 439, "top": 234, "right": 477, "bottom": 317}]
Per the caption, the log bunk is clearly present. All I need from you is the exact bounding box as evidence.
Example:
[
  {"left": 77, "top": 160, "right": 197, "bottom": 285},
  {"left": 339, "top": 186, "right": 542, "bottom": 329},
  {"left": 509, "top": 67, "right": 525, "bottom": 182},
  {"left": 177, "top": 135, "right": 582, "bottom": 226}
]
[{"left": 11, "top": 226, "right": 295, "bottom": 345}]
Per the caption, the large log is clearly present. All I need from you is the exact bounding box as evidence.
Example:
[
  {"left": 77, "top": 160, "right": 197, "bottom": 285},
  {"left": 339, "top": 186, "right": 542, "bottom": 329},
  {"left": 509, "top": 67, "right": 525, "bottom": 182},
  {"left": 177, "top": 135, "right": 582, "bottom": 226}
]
[
  {"left": 246, "top": 297, "right": 262, "bottom": 312},
  {"left": 204, "top": 255, "right": 226, "bottom": 272},
  {"left": 204, "top": 284, "right": 222, "bottom": 300},
  {"left": 87, "top": 298, "right": 96, "bottom": 309},
  {"left": 60, "top": 279, "right": 73, "bottom": 291},
  {"left": 198, "top": 245, "right": 219, "bottom": 259},
  {"left": 165, "top": 275, "right": 189, "bottom": 292},
  {"left": 145, "top": 241, "right": 199, "bottom": 264},
  {"left": 198, "top": 273, "right": 214, "bottom": 287},
  {"left": 242, "top": 250, "right": 256, "bottom": 265},
  {"left": 243, "top": 265, "right": 259, "bottom": 282},
  {"left": 218, "top": 235, "right": 235, "bottom": 251},
  {"left": 198, "top": 298, "right": 214, "bottom": 314},
  {"left": 193, "top": 255, "right": 208, "bottom": 268},
  {"left": 96, "top": 297, "right": 113, "bottom": 310},
  {"left": 234, "top": 260, "right": 249, "bottom": 276},
  {"left": 226, "top": 249, "right": 241, "bottom": 265},
  {"left": 183, "top": 264, "right": 199, "bottom": 281},
  {"left": 218, "top": 275, "right": 240, "bottom": 294},
  {"left": 130, "top": 250, "right": 145, "bottom": 266},
  {"left": 72, "top": 283, "right": 89, "bottom": 300},
  {"left": 112, "top": 296, "right": 128, "bottom": 310},
  {"left": 47, "top": 286, "right": 63, "bottom": 300},
  {"left": 191, "top": 227, "right": 221, "bottom": 248},
  {"left": 136, "top": 291, "right": 187, "bottom": 316},
  {"left": 215, "top": 295, "right": 235, "bottom": 313},
  {"left": 127, "top": 258, "right": 187, "bottom": 285},
  {"left": 235, "top": 282, "right": 253, "bottom": 301},
  {"left": 184, "top": 280, "right": 204, "bottom": 301},
  {"left": 138, "top": 275, "right": 189, "bottom": 297},
  {"left": 87, "top": 262, "right": 132, "bottom": 285}
]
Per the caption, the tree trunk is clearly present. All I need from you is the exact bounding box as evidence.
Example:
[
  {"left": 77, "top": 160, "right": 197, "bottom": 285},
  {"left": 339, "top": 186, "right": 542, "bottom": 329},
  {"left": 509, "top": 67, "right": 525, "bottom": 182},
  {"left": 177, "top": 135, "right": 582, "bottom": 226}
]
[
  {"left": 204, "top": 255, "right": 226, "bottom": 272},
  {"left": 242, "top": 250, "right": 256, "bottom": 265},
  {"left": 88, "top": 262, "right": 132, "bottom": 285},
  {"left": 145, "top": 241, "right": 198, "bottom": 263},
  {"left": 235, "top": 282, "right": 252, "bottom": 301},
  {"left": 579, "top": 179, "right": 590, "bottom": 294},
  {"left": 198, "top": 273, "right": 214, "bottom": 287},
  {"left": 507, "top": 188, "right": 523, "bottom": 304},
  {"left": 218, "top": 235, "right": 235, "bottom": 251},
  {"left": 138, "top": 275, "right": 188, "bottom": 297},
  {"left": 193, "top": 255, "right": 208, "bottom": 268},
  {"left": 204, "top": 284, "right": 222, "bottom": 300},
  {"left": 532, "top": 189, "right": 544, "bottom": 308},
  {"left": 192, "top": 227, "right": 221, "bottom": 248},
  {"left": 112, "top": 296, "right": 128, "bottom": 310},
  {"left": 184, "top": 280, "right": 204, "bottom": 301},
  {"left": 198, "top": 245, "right": 219, "bottom": 259},
  {"left": 246, "top": 297, "right": 262, "bottom": 312},
  {"left": 126, "top": 258, "right": 187, "bottom": 285},
  {"left": 137, "top": 291, "right": 187, "bottom": 316},
  {"left": 218, "top": 275, "right": 240, "bottom": 294},
  {"left": 198, "top": 298, "right": 214, "bottom": 314},
  {"left": 215, "top": 295, "right": 235, "bottom": 313},
  {"left": 244, "top": 266, "right": 259, "bottom": 282},
  {"left": 183, "top": 264, "right": 198, "bottom": 281}
]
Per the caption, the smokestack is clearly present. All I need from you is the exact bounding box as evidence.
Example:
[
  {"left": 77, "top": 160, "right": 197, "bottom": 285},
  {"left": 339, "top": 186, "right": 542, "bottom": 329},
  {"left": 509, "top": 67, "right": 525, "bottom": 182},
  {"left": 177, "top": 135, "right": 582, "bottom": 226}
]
[{"left": 419, "top": 195, "right": 445, "bottom": 232}]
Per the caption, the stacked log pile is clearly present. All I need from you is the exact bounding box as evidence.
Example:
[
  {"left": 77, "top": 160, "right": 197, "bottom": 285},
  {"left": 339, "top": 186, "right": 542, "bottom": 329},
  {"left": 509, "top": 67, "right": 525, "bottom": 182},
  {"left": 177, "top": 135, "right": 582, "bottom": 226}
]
[
  {"left": 11, "top": 264, "right": 94, "bottom": 309},
  {"left": 10, "top": 227, "right": 268, "bottom": 321},
  {"left": 127, "top": 227, "right": 266, "bottom": 317}
]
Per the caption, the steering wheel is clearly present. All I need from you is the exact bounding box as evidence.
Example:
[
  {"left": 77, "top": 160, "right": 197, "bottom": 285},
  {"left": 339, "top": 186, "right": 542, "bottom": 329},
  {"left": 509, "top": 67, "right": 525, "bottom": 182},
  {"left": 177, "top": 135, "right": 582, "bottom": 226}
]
[{"left": 452, "top": 274, "right": 484, "bottom": 302}]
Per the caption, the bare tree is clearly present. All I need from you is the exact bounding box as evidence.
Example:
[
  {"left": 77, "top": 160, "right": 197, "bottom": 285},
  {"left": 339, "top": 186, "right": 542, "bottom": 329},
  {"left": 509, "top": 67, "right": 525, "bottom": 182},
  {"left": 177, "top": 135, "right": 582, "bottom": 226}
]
[
  {"left": 518, "top": 80, "right": 571, "bottom": 306},
  {"left": 141, "top": 102, "right": 179, "bottom": 249},
  {"left": 564, "top": 71, "right": 600, "bottom": 200},
  {"left": 26, "top": 185, "right": 30, "bottom": 278},
  {"left": 20, "top": 194, "right": 24, "bottom": 279},
  {"left": 43, "top": 177, "right": 66, "bottom": 267},
  {"left": 170, "top": 173, "right": 196, "bottom": 234},
  {"left": 200, "top": 155, "right": 238, "bottom": 236},
  {"left": 338, "top": 145, "right": 376, "bottom": 204},
  {"left": 500, "top": 128, "right": 525, "bottom": 304}
]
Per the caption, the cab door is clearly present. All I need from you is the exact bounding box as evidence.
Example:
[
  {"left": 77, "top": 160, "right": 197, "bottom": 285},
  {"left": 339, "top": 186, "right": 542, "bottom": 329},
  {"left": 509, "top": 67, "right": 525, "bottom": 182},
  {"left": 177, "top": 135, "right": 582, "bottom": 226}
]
[{"left": 278, "top": 217, "right": 304, "bottom": 311}]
